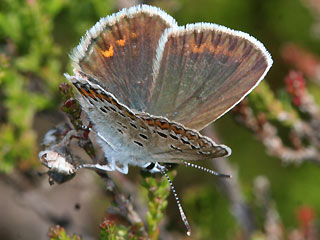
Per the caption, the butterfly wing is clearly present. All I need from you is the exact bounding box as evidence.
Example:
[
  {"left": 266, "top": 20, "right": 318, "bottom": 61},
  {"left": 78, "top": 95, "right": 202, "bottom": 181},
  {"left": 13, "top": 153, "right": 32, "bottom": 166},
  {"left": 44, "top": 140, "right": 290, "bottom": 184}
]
[
  {"left": 146, "top": 23, "right": 272, "bottom": 130},
  {"left": 66, "top": 74, "right": 230, "bottom": 167},
  {"left": 136, "top": 112, "right": 231, "bottom": 162},
  {"left": 67, "top": 6, "right": 272, "bottom": 169},
  {"left": 71, "top": 5, "right": 177, "bottom": 112}
]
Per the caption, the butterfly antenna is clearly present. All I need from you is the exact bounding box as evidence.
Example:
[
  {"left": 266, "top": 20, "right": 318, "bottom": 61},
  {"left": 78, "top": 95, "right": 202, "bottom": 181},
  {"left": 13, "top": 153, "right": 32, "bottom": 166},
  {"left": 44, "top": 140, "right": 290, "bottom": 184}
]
[
  {"left": 183, "top": 161, "right": 231, "bottom": 178},
  {"left": 160, "top": 167, "right": 191, "bottom": 236}
]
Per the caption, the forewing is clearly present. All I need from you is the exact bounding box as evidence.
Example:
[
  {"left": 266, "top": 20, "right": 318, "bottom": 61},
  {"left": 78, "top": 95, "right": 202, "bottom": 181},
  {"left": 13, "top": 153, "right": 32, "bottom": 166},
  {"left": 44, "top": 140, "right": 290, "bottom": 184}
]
[
  {"left": 71, "top": 5, "right": 177, "bottom": 112},
  {"left": 147, "top": 23, "right": 272, "bottom": 130}
]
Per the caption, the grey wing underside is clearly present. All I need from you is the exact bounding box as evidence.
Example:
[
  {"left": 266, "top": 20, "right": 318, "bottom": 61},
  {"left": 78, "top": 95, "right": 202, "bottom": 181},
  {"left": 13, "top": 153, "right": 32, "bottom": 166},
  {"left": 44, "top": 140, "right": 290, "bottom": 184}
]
[{"left": 66, "top": 75, "right": 231, "bottom": 167}]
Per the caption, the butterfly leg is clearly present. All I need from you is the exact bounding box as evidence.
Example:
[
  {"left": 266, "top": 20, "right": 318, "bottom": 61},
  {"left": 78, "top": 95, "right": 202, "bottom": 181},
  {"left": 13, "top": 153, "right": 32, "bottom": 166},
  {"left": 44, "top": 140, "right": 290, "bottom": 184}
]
[
  {"left": 80, "top": 125, "right": 119, "bottom": 172},
  {"left": 76, "top": 163, "right": 114, "bottom": 171},
  {"left": 115, "top": 162, "right": 129, "bottom": 174},
  {"left": 81, "top": 124, "right": 117, "bottom": 151}
]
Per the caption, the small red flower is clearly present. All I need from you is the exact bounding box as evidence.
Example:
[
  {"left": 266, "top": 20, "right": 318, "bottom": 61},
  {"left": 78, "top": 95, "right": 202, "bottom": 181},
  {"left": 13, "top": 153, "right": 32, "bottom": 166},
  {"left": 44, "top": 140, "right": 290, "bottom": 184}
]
[{"left": 285, "top": 71, "right": 306, "bottom": 106}]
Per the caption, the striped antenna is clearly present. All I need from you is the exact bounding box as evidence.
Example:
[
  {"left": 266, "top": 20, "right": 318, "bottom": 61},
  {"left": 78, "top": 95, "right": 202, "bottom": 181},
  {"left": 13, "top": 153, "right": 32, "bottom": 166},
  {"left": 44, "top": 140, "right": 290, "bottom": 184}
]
[
  {"left": 160, "top": 167, "right": 191, "bottom": 236},
  {"left": 183, "top": 161, "right": 231, "bottom": 178}
]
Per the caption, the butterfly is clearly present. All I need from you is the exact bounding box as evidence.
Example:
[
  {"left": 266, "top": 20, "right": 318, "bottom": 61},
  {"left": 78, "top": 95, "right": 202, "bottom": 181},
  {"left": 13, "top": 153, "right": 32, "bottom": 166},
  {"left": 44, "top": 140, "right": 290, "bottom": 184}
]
[{"left": 40, "top": 4, "right": 272, "bottom": 235}]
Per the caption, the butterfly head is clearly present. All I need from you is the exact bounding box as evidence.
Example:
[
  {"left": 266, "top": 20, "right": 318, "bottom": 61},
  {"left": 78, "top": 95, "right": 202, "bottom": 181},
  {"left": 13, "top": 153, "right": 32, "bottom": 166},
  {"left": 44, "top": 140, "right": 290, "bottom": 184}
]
[{"left": 39, "top": 150, "right": 76, "bottom": 185}]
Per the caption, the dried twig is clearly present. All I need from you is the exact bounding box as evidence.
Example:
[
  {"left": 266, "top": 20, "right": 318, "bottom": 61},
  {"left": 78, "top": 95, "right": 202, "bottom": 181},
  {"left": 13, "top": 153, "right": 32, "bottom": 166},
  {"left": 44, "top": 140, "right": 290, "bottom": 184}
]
[
  {"left": 233, "top": 72, "right": 320, "bottom": 164},
  {"left": 203, "top": 127, "right": 256, "bottom": 238},
  {"left": 254, "top": 176, "right": 283, "bottom": 240}
]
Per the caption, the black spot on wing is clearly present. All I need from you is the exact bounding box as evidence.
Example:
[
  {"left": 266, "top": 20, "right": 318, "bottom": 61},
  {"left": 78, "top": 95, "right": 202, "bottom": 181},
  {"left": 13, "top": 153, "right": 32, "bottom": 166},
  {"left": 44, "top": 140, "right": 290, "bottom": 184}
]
[{"left": 133, "top": 141, "right": 143, "bottom": 147}]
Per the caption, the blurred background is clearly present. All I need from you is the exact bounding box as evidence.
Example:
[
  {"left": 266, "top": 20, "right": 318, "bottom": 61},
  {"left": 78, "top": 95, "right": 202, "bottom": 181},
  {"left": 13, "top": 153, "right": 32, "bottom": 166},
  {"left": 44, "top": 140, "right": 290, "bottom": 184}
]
[{"left": 1, "top": 0, "right": 320, "bottom": 239}]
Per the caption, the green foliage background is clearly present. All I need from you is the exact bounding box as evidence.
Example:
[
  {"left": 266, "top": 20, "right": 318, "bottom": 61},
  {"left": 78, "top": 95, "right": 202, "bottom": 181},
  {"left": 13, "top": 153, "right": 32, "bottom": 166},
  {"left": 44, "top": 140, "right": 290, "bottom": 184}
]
[{"left": 1, "top": 0, "right": 320, "bottom": 239}]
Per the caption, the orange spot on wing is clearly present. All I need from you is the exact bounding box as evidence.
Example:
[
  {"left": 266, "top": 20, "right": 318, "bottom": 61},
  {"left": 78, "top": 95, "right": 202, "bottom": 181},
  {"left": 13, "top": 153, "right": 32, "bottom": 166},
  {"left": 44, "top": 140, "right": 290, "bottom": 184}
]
[
  {"left": 192, "top": 43, "right": 207, "bottom": 54},
  {"left": 202, "top": 140, "right": 210, "bottom": 148},
  {"left": 89, "top": 89, "right": 98, "bottom": 97},
  {"left": 97, "top": 94, "right": 105, "bottom": 100},
  {"left": 116, "top": 39, "right": 126, "bottom": 46},
  {"left": 80, "top": 87, "right": 95, "bottom": 99},
  {"left": 147, "top": 120, "right": 154, "bottom": 126},
  {"left": 110, "top": 99, "right": 118, "bottom": 107},
  {"left": 142, "top": 118, "right": 154, "bottom": 126},
  {"left": 101, "top": 45, "right": 114, "bottom": 58},
  {"left": 125, "top": 110, "right": 135, "bottom": 120},
  {"left": 185, "top": 131, "right": 198, "bottom": 140},
  {"left": 131, "top": 33, "right": 137, "bottom": 38},
  {"left": 198, "top": 139, "right": 204, "bottom": 147},
  {"left": 89, "top": 89, "right": 107, "bottom": 102},
  {"left": 155, "top": 120, "right": 169, "bottom": 130},
  {"left": 209, "top": 46, "right": 215, "bottom": 53},
  {"left": 172, "top": 125, "right": 184, "bottom": 135}
]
